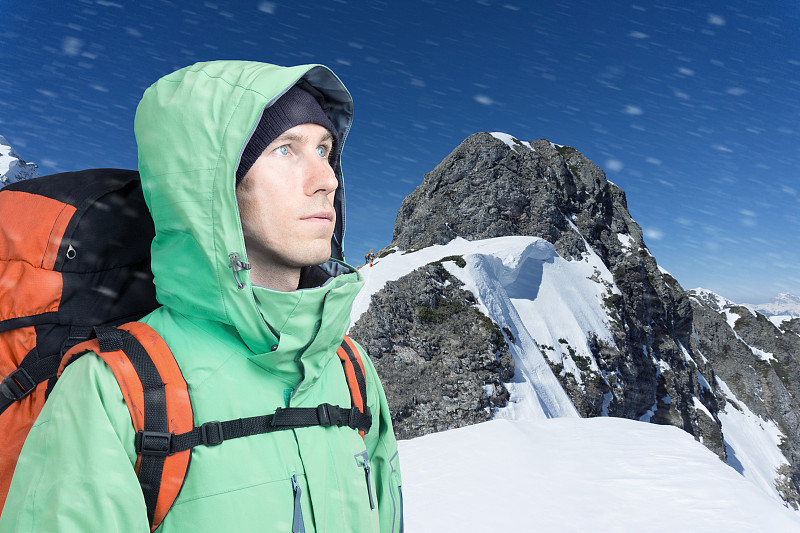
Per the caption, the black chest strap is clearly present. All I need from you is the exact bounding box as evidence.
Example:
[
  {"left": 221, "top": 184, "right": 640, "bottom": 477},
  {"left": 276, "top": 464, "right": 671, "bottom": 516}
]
[{"left": 136, "top": 403, "right": 372, "bottom": 456}]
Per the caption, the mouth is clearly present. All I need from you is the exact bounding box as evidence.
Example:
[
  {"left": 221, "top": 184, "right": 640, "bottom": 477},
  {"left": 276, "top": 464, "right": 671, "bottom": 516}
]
[{"left": 301, "top": 211, "right": 335, "bottom": 223}]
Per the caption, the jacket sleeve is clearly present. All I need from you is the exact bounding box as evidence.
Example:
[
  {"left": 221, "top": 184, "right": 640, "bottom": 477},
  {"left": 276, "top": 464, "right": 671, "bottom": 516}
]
[
  {"left": 360, "top": 347, "right": 404, "bottom": 533},
  {"left": 0, "top": 354, "right": 149, "bottom": 532}
]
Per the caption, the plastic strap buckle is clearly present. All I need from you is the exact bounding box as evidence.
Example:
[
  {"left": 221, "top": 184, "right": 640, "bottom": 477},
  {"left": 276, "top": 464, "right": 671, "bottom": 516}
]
[
  {"left": 200, "top": 421, "right": 224, "bottom": 446},
  {"left": 320, "top": 403, "right": 349, "bottom": 427},
  {"left": 1, "top": 368, "right": 36, "bottom": 402},
  {"left": 135, "top": 430, "right": 174, "bottom": 456}
]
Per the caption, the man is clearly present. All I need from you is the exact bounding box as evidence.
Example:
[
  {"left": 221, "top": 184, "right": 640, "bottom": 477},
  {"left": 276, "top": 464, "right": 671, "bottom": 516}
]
[{"left": 0, "top": 61, "right": 403, "bottom": 532}]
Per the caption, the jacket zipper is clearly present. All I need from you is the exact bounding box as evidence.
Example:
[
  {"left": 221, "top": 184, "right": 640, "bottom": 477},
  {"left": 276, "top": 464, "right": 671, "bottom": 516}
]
[
  {"left": 291, "top": 474, "right": 305, "bottom": 533},
  {"left": 355, "top": 451, "right": 376, "bottom": 510}
]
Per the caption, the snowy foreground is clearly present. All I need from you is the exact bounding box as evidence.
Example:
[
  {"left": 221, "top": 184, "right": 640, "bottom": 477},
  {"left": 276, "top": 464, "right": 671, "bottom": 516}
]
[
  {"left": 351, "top": 237, "right": 800, "bottom": 530},
  {"left": 399, "top": 417, "right": 800, "bottom": 532}
]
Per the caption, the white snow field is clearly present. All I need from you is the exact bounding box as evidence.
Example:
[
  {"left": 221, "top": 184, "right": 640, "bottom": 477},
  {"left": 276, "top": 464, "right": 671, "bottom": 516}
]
[{"left": 399, "top": 417, "right": 800, "bottom": 532}]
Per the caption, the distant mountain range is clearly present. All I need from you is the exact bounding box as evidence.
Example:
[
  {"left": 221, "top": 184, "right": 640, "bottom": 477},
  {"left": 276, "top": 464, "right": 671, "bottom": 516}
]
[
  {"left": 0, "top": 135, "right": 38, "bottom": 187},
  {"left": 745, "top": 293, "right": 800, "bottom": 318}
]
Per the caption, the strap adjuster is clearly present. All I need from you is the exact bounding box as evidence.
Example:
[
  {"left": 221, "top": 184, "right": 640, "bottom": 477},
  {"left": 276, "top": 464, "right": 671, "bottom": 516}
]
[
  {"left": 317, "top": 403, "right": 332, "bottom": 426},
  {"left": 200, "top": 421, "right": 224, "bottom": 446},
  {"left": 135, "top": 430, "right": 174, "bottom": 456},
  {"left": 1, "top": 368, "right": 36, "bottom": 402},
  {"left": 348, "top": 406, "right": 360, "bottom": 428}
]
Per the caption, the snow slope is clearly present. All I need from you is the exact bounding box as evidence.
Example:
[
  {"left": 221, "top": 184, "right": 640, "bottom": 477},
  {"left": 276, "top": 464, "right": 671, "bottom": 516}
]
[
  {"left": 400, "top": 417, "right": 800, "bottom": 532},
  {"left": 353, "top": 237, "right": 593, "bottom": 420},
  {"left": 715, "top": 378, "right": 791, "bottom": 501},
  {"left": 352, "top": 237, "right": 798, "bottom": 521}
]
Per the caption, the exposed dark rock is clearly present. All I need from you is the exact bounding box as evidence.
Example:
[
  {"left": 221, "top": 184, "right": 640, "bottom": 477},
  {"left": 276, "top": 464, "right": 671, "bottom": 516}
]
[{"left": 349, "top": 259, "right": 513, "bottom": 440}]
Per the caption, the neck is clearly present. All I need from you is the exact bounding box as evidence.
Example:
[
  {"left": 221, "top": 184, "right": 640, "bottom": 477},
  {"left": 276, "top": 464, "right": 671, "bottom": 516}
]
[{"left": 249, "top": 262, "right": 301, "bottom": 292}]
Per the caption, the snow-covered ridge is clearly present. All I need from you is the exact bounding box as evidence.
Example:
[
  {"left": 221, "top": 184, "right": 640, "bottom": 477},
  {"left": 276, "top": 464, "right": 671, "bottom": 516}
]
[
  {"left": 0, "top": 135, "right": 38, "bottom": 186},
  {"left": 693, "top": 288, "right": 800, "bottom": 321},
  {"left": 0, "top": 136, "right": 17, "bottom": 177},
  {"left": 690, "top": 286, "right": 738, "bottom": 312},
  {"left": 356, "top": 239, "right": 797, "bottom": 517},
  {"left": 690, "top": 288, "right": 777, "bottom": 361}
]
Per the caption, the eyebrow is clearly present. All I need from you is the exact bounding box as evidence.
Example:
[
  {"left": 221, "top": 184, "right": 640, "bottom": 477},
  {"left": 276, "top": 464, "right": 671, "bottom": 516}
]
[{"left": 272, "top": 130, "right": 334, "bottom": 146}]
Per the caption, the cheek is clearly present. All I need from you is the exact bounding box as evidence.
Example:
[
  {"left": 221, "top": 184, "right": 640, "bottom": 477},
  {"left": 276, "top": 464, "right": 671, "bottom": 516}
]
[
  {"left": 236, "top": 191, "right": 264, "bottom": 237},
  {"left": 236, "top": 191, "right": 251, "bottom": 219}
]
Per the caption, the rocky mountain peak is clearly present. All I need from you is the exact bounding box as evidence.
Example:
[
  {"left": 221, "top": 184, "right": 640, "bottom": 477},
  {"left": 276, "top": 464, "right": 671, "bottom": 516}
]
[
  {"left": 390, "top": 132, "right": 639, "bottom": 264},
  {"left": 377, "top": 131, "right": 705, "bottom": 426}
]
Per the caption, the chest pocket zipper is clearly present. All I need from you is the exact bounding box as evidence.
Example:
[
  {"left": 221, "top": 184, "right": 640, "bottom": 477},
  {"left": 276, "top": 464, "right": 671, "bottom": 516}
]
[
  {"left": 291, "top": 474, "right": 306, "bottom": 533},
  {"left": 354, "top": 451, "right": 376, "bottom": 510}
]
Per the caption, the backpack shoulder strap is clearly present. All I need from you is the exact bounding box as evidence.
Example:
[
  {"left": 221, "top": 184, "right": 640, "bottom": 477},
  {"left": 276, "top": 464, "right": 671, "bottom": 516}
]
[
  {"left": 60, "top": 322, "right": 192, "bottom": 533},
  {"left": 336, "top": 335, "right": 370, "bottom": 439}
]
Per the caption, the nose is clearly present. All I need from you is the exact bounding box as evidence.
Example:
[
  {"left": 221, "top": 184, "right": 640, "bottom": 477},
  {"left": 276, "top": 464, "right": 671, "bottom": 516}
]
[{"left": 307, "top": 152, "right": 338, "bottom": 196}]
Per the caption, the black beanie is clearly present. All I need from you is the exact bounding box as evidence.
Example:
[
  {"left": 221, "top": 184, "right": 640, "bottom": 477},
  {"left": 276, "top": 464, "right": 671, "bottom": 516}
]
[{"left": 236, "top": 85, "right": 338, "bottom": 186}]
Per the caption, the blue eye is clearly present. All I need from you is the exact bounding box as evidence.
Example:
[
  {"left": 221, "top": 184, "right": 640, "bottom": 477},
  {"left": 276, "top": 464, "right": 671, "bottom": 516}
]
[
  {"left": 277, "top": 145, "right": 289, "bottom": 156},
  {"left": 316, "top": 146, "right": 327, "bottom": 158}
]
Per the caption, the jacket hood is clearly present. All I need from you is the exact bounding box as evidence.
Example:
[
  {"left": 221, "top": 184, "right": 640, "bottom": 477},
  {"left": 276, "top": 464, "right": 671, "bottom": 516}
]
[{"left": 134, "top": 60, "right": 356, "bottom": 353}]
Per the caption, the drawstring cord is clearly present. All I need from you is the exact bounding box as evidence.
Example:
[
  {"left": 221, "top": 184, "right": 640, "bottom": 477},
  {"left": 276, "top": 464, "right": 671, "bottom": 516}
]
[{"left": 228, "top": 252, "right": 252, "bottom": 290}]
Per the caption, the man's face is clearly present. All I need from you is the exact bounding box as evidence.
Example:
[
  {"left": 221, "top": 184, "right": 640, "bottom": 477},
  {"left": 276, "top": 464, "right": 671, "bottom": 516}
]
[{"left": 236, "top": 123, "right": 338, "bottom": 272}]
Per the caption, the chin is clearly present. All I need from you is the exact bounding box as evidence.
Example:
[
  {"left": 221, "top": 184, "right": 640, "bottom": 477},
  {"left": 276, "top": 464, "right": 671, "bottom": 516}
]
[{"left": 297, "top": 245, "right": 333, "bottom": 267}]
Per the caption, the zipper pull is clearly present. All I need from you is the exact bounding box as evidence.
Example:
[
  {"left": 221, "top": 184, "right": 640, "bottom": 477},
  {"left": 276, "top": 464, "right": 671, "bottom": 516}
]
[
  {"left": 66, "top": 244, "right": 77, "bottom": 260},
  {"left": 355, "top": 452, "right": 376, "bottom": 510},
  {"left": 228, "top": 252, "right": 251, "bottom": 290},
  {"left": 291, "top": 474, "right": 306, "bottom": 533},
  {"left": 364, "top": 461, "right": 375, "bottom": 510}
]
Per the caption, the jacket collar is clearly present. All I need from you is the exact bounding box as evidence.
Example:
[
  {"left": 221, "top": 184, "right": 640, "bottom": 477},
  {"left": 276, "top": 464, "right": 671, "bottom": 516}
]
[{"left": 246, "top": 262, "right": 363, "bottom": 383}]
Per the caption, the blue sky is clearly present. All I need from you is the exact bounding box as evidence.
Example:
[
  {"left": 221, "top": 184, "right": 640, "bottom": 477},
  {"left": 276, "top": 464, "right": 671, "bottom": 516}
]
[{"left": 1, "top": 0, "right": 798, "bottom": 303}]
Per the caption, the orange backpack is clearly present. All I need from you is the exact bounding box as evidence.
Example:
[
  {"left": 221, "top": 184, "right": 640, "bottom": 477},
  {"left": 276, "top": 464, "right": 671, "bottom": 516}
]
[
  {"left": 0, "top": 170, "right": 371, "bottom": 531},
  {"left": 1, "top": 169, "right": 157, "bottom": 505}
]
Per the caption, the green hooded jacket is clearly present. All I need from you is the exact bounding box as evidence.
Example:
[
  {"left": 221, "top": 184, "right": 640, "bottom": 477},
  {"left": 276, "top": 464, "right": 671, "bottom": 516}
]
[{"left": 0, "top": 61, "right": 403, "bottom": 532}]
